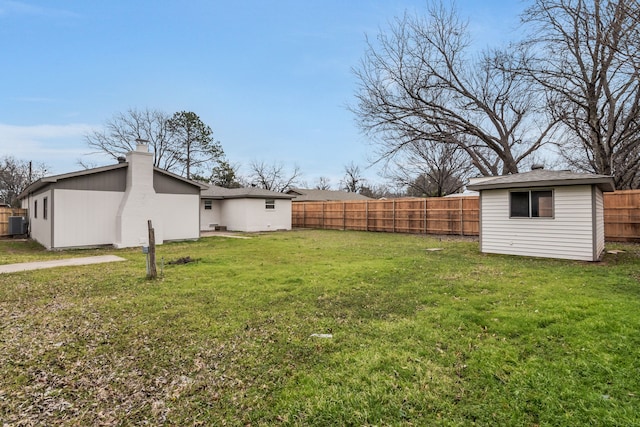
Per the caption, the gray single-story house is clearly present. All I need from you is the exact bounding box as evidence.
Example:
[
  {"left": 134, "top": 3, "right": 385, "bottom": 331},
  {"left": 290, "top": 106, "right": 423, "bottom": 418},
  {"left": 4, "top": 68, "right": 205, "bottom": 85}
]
[
  {"left": 466, "top": 166, "right": 615, "bottom": 261},
  {"left": 200, "top": 185, "right": 294, "bottom": 232},
  {"left": 18, "top": 144, "right": 206, "bottom": 250}
]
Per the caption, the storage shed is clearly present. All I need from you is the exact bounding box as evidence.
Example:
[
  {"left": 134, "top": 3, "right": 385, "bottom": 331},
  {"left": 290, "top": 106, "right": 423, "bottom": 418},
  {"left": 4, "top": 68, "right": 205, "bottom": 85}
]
[{"left": 466, "top": 167, "right": 615, "bottom": 261}]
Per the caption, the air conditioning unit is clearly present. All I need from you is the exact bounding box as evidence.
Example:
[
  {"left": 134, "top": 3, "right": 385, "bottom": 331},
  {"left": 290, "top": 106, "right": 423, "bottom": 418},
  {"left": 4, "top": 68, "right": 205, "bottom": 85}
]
[{"left": 8, "top": 216, "right": 27, "bottom": 235}]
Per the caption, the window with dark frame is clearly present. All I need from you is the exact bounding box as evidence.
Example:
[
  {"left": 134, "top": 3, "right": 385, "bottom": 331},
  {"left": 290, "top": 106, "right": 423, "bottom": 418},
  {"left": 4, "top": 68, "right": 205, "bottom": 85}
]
[
  {"left": 510, "top": 190, "right": 553, "bottom": 218},
  {"left": 204, "top": 200, "right": 212, "bottom": 210},
  {"left": 43, "top": 197, "right": 48, "bottom": 220},
  {"left": 34, "top": 200, "right": 38, "bottom": 219},
  {"left": 265, "top": 199, "right": 275, "bottom": 210}
]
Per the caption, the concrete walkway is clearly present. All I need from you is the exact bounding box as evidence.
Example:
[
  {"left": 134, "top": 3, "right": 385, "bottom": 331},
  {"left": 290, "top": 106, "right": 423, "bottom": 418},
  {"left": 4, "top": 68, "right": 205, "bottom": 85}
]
[{"left": 0, "top": 255, "right": 127, "bottom": 274}]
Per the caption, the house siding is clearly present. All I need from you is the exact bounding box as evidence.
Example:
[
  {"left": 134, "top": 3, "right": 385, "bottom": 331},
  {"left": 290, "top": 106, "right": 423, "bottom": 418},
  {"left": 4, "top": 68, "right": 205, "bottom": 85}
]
[
  {"left": 53, "top": 189, "right": 124, "bottom": 248},
  {"left": 55, "top": 168, "right": 127, "bottom": 192},
  {"left": 157, "top": 193, "right": 200, "bottom": 241},
  {"left": 200, "top": 199, "right": 223, "bottom": 230},
  {"left": 29, "top": 189, "right": 53, "bottom": 249},
  {"left": 221, "top": 198, "right": 292, "bottom": 232},
  {"left": 153, "top": 171, "right": 201, "bottom": 195},
  {"left": 480, "top": 186, "right": 596, "bottom": 261}
]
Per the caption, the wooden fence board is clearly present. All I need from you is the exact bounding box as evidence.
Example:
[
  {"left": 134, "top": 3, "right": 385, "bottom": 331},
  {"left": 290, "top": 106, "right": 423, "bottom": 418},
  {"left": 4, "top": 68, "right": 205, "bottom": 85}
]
[
  {"left": 0, "top": 208, "right": 28, "bottom": 236},
  {"left": 604, "top": 190, "right": 640, "bottom": 241},
  {"left": 292, "top": 191, "right": 640, "bottom": 241},
  {"left": 292, "top": 196, "right": 480, "bottom": 237}
]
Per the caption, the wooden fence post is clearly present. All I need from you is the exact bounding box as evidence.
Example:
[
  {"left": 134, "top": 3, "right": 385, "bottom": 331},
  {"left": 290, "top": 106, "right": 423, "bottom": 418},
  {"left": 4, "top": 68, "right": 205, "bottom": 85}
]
[
  {"left": 424, "top": 198, "right": 428, "bottom": 235},
  {"left": 366, "top": 201, "right": 369, "bottom": 232},
  {"left": 460, "top": 197, "right": 463, "bottom": 236},
  {"left": 147, "top": 220, "right": 157, "bottom": 279},
  {"left": 343, "top": 202, "right": 346, "bottom": 231},
  {"left": 393, "top": 199, "right": 396, "bottom": 233}
]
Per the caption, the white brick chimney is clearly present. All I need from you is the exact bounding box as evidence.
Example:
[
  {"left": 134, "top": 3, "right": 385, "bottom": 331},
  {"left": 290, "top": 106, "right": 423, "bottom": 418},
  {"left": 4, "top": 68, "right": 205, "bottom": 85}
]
[{"left": 114, "top": 143, "right": 164, "bottom": 248}]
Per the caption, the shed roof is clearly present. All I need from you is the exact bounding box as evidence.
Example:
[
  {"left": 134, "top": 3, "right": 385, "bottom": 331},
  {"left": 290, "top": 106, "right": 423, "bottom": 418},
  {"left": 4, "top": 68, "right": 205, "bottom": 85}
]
[
  {"left": 201, "top": 185, "right": 295, "bottom": 200},
  {"left": 286, "top": 188, "right": 372, "bottom": 201},
  {"left": 466, "top": 169, "right": 615, "bottom": 192}
]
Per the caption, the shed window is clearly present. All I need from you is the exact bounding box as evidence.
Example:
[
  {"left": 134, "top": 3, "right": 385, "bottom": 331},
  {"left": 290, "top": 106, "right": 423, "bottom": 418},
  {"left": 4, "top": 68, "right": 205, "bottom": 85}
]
[
  {"left": 510, "top": 190, "right": 553, "bottom": 218},
  {"left": 43, "top": 197, "right": 48, "bottom": 220},
  {"left": 265, "top": 199, "right": 275, "bottom": 210},
  {"left": 34, "top": 200, "right": 38, "bottom": 219},
  {"left": 204, "top": 200, "right": 212, "bottom": 210}
]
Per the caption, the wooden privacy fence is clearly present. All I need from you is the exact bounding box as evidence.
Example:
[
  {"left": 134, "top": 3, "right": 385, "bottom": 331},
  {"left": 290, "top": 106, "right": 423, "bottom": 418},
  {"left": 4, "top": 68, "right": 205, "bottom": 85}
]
[
  {"left": 293, "top": 190, "right": 640, "bottom": 242},
  {"left": 603, "top": 190, "right": 640, "bottom": 242},
  {"left": 293, "top": 197, "right": 479, "bottom": 236},
  {"left": 0, "top": 207, "right": 28, "bottom": 236}
]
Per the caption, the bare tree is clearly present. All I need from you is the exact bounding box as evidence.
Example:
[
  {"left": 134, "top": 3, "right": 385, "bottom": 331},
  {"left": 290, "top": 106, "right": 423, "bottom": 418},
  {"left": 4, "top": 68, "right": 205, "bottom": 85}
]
[
  {"left": 359, "top": 183, "right": 404, "bottom": 199},
  {"left": 520, "top": 0, "right": 640, "bottom": 189},
  {"left": 341, "top": 162, "right": 367, "bottom": 192},
  {"left": 387, "top": 142, "right": 472, "bottom": 197},
  {"left": 85, "top": 108, "right": 180, "bottom": 171},
  {"left": 0, "top": 156, "right": 48, "bottom": 206},
  {"left": 248, "top": 160, "right": 302, "bottom": 192},
  {"left": 352, "top": 2, "right": 557, "bottom": 176},
  {"left": 314, "top": 176, "right": 332, "bottom": 190}
]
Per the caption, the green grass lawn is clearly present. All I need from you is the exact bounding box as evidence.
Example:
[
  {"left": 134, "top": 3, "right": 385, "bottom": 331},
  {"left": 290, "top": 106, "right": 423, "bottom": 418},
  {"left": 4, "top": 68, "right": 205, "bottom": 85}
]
[{"left": 1, "top": 230, "right": 639, "bottom": 426}]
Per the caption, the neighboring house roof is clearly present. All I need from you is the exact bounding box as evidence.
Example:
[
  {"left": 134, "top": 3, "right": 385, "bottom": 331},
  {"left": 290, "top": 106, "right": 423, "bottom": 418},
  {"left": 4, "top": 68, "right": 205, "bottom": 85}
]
[
  {"left": 286, "top": 188, "right": 372, "bottom": 202},
  {"left": 444, "top": 191, "right": 479, "bottom": 197},
  {"left": 18, "top": 162, "right": 207, "bottom": 200},
  {"left": 466, "top": 169, "right": 615, "bottom": 192},
  {"left": 201, "top": 185, "right": 295, "bottom": 200}
]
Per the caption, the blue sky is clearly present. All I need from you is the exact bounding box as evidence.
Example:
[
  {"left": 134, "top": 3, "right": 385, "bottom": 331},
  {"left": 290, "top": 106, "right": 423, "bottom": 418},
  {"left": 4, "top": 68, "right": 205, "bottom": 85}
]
[{"left": 0, "top": 0, "right": 527, "bottom": 186}]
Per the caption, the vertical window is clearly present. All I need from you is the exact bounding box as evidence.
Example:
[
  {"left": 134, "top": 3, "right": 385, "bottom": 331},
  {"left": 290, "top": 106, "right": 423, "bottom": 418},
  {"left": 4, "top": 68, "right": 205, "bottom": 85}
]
[
  {"left": 510, "top": 190, "right": 553, "bottom": 218},
  {"left": 43, "top": 197, "right": 48, "bottom": 220},
  {"left": 265, "top": 199, "right": 275, "bottom": 210},
  {"left": 204, "top": 200, "right": 212, "bottom": 210},
  {"left": 34, "top": 200, "right": 38, "bottom": 219}
]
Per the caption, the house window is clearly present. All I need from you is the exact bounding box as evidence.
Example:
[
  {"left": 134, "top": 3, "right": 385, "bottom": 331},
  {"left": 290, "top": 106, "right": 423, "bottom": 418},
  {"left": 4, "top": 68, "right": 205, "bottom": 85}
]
[
  {"left": 204, "top": 200, "right": 212, "bottom": 210},
  {"left": 510, "top": 190, "right": 553, "bottom": 218},
  {"left": 43, "top": 197, "right": 48, "bottom": 220},
  {"left": 34, "top": 200, "right": 38, "bottom": 219},
  {"left": 265, "top": 199, "right": 275, "bottom": 210}
]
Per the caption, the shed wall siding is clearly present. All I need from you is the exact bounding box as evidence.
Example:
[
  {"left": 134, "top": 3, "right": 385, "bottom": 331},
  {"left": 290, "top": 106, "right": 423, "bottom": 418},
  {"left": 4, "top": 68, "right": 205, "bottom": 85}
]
[
  {"left": 53, "top": 190, "right": 123, "bottom": 248},
  {"left": 595, "top": 188, "right": 605, "bottom": 258},
  {"left": 480, "top": 186, "right": 595, "bottom": 260}
]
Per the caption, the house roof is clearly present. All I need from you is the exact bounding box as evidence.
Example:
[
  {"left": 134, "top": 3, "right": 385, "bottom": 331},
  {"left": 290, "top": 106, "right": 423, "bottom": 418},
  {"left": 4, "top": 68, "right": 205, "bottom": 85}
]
[
  {"left": 286, "top": 188, "right": 372, "bottom": 202},
  {"left": 466, "top": 169, "right": 615, "bottom": 192},
  {"left": 201, "top": 185, "right": 295, "bottom": 200},
  {"left": 18, "top": 162, "right": 207, "bottom": 200}
]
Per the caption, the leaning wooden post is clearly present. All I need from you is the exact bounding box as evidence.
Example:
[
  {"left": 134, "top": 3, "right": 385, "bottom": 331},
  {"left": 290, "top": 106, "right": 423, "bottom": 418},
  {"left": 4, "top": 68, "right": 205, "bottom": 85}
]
[{"left": 147, "top": 220, "right": 157, "bottom": 279}]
